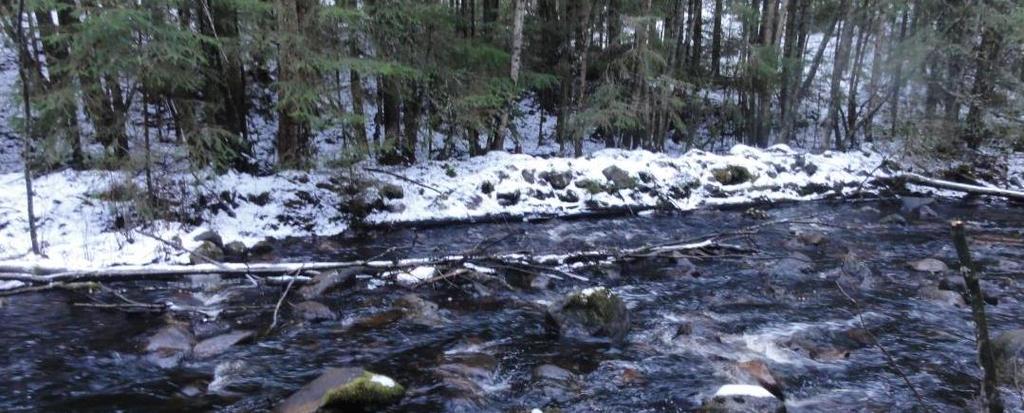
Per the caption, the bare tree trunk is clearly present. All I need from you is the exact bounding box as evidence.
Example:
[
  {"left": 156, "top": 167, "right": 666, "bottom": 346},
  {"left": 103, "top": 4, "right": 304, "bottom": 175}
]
[
  {"left": 889, "top": 7, "right": 908, "bottom": 137},
  {"left": 492, "top": 0, "right": 526, "bottom": 152},
  {"left": 826, "top": 1, "right": 854, "bottom": 150},
  {"left": 689, "top": 0, "right": 703, "bottom": 75},
  {"left": 275, "top": 0, "right": 313, "bottom": 167},
  {"left": 16, "top": 0, "right": 40, "bottom": 255},
  {"left": 963, "top": 0, "right": 1005, "bottom": 149},
  {"left": 710, "top": 0, "right": 723, "bottom": 78},
  {"left": 950, "top": 221, "right": 1005, "bottom": 413}
]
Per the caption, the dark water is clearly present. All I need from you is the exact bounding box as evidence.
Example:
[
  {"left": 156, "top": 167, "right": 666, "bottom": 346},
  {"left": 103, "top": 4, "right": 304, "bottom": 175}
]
[{"left": 3, "top": 199, "right": 1024, "bottom": 412}]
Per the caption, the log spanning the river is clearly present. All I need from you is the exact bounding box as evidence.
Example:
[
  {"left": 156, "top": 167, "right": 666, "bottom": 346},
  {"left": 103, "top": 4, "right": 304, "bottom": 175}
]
[
  {"left": 897, "top": 172, "right": 1024, "bottom": 202},
  {"left": 0, "top": 240, "right": 745, "bottom": 285}
]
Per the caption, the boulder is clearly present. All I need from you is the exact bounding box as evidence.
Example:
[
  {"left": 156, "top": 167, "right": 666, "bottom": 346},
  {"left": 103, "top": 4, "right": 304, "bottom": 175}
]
[
  {"left": 532, "top": 364, "right": 578, "bottom": 403},
  {"left": 194, "top": 230, "right": 223, "bottom": 248},
  {"left": 190, "top": 241, "right": 224, "bottom": 265},
  {"left": 380, "top": 183, "right": 405, "bottom": 200},
  {"left": 292, "top": 301, "right": 337, "bottom": 322},
  {"left": 144, "top": 323, "right": 195, "bottom": 368},
  {"left": 480, "top": 181, "right": 495, "bottom": 194},
  {"left": 540, "top": 170, "right": 573, "bottom": 190},
  {"left": 545, "top": 286, "right": 631, "bottom": 344},
  {"left": 249, "top": 239, "right": 275, "bottom": 256},
  {"left": 992, "top": 329, "right": 1024, "bottom": 385},
  {"left": 557, "top": 189, "right": 580, "bottom": 203},
  {"left": 879, "top": 214, "right": 908, "bottom": 226},
  {"left": 918, "top": 285, "right": 965, "bottom": 307},
  {"left": 521, "top": 169, "right": 536, "bottom": 184},
  {"left": 908, "top": 258, "right": 948, "bottom": 273},
  {"left": 298, "top": 269, "right": 357, "bottom": 300},
  {"left": 712, "top": 165, "right": 756, "bottom": 186},
  {"left": 193, "top": 330, "right": 254, "bottom": 359},
  {"left": 602, "top": 165, "right": 636, "bottom": 190},
  {"left": 275, "top": 368, "right": 405, "bottom": 413},
  {"left": 223, "top": 241, "right": 248, "bottom": 259},
  {"left": 208, "top": 359, "right": 252, "bottom": 395},
  {"left": 394, "top": 293, "right": 445, "bottom": 326},
  {"left": 701, "top": 384, "right": 785, "bottom": 413},
  {"left": 735, "top": 360, "right": 784, "bottom": 400},
  {"left": 496, "top": 190, "right": 521, "bottom": 206}
]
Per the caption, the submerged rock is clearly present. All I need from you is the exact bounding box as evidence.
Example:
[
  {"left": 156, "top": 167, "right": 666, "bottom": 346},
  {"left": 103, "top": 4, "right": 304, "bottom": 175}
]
[
  {"left": 992, "top": 329, "right": 1024, "bottom": 385},
  {"left": 292, "top": 301, "right": 337, "bottom": 322},
  {"left": 144, "top": 323, "right": 195, "bottom": 368},
  {"left": 734, "top": 360, "right": 784, "bottom": 400},
  {"left": 701, "top": 384, "right": 785, "bottom": 413},
  {"left": 209, "top": 359, "right": 253, "bottom": 394},
  {"left": 298, "top": 269, "right": 357, "bottom": 300},
  {"left": 918, "top": 285, "right": 966, "bottom": 307},
  {"left": 394, "top": 293, "right": 445, "bottom": 326},
  {"left": 532, "top": 364, "right": 578, "bottom": 403},
  {"left": 879, "top": 214, "right": 908, "bottom": 226},
  {"left": 908, "top": 258, "right": 948, "bottom": 273},
  {"left": 545, "top": 286, "right": 631, "bottom": 344},
  {"left": 193, "top": 330, "right": 254, "bottom": 359},
  {"left": 275, "top": 368, "right": 405, "bottom": 413}
]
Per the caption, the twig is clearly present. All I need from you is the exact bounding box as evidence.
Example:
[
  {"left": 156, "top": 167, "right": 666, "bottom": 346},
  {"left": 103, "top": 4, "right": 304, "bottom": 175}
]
[
  {"left": 134, "top": 229, "right": 232, "bottom": 270},
  {"left": 363, "top": 167, "right": 445, "bottom": 195},
  {"left": 266, "top": 276, "right": 296, "bottom": 334}
]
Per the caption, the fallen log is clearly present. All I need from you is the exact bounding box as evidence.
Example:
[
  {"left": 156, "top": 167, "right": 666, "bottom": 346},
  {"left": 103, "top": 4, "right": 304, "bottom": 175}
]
[
  {"left": 0, "top": 240, "right": 746, "bottom": 285},
  {"left": 898, "top": 172, "right": 1024, "bottom": 202}
]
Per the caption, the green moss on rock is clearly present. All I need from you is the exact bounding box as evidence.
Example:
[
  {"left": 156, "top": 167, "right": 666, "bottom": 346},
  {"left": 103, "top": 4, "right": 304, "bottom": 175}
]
[
  {"left": 322, "top": 371, "right": 406, "bottom": 408},
  {"left": 711, "top": 165, "right": 757, "bottom": 186}
]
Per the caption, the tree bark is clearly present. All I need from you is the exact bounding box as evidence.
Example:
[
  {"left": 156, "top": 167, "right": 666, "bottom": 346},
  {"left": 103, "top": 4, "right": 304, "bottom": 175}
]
[
  {"left": 275, "top": 0, "right": 314, "bottom": 167},
  {"left": 710, "top": 0, "right": 723, "bottom": 78},
  {"left": 950, "top": 221, "right": 1004, "bottom": 413},
  {"left": 963, "top": 0, "right": 1005, "bottom": 149},
  {"left": 16, "top": 0, "right": 39, "bottom": 255}
]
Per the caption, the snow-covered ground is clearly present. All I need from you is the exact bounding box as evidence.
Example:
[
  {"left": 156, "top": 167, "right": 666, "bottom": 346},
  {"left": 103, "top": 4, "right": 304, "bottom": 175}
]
[{"left": 0, "top": 144, "right": 886, "bottom": 271}]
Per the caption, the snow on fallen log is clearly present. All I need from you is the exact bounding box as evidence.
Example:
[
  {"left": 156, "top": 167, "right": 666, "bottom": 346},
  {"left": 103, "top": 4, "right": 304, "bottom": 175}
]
[
  {"left": 0, "top": 239, "right": 745, "bottom": 286},
  {"left": 897, "top": 173, "right": 1024, "bottom": 202}
]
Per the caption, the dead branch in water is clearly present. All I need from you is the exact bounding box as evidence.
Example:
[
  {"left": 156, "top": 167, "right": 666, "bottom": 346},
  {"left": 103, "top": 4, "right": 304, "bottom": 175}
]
[{"left": 952, "top": 221, "right": 1004, "bottom": 413}]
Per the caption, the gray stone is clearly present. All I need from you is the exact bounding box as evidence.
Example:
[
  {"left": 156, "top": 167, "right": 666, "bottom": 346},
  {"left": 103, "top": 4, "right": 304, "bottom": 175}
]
[
  {"left": 193, "top": 330, "right": 254, "bottom": 359},
  {"left": 701, "top": 385, "right": 785, "bottom": 413},
  {"left": 539, "top": 170, "right": 573, "bottom": 190},
  {"left": 190, "top": 241, "right": 224, "bottom": 265},
  {"left": 298, "top": 269, "right": 357, "bottom": 300},
  {"left": 394, "top": 294, "right": 444, "bottom": 326},
  {"left": 993, "top": 329, "right": 1024, "bottom": 385},
  {"left": 908, "top": 258, "right": 948, "bottom": 273},
  {"left": 919, "top": 285, "right": 966, "bottom": 307},
  {"left": 602, "top": 165, "right": 636, "bottom": 190},
  {"left": 292, "top": 301, "right": 337, "bottom": 322},
  {"left": 545, "top": 287, "right": 631, "bottom": 344},
  {"left": 223, "top": 241, "right": 248, "bottom": 259},
  {"left": 557, "top": 189, "right": 580, "bottom": 203},
  {"left": 144, "top": 323, "right": 194, "bottom": 368},
  {"left": 880, "top": 214, "right": 908, "bottom": 226},
  {"left": 496, "top": 190, "right": 521, "bottom": 206},
  {"left": 194, "top": 230, "right": 223, "bottom": 248}
]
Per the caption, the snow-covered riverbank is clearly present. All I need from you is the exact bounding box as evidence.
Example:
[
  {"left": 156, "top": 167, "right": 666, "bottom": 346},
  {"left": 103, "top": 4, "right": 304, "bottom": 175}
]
[{"left": 0, "top": 144, "right": 889, "bottom": 271}]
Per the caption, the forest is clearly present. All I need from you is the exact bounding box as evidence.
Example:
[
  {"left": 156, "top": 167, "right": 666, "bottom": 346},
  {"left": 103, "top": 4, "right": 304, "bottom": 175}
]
[{"left": 4, "top": 1, "right": 1024, "bottom": 412}]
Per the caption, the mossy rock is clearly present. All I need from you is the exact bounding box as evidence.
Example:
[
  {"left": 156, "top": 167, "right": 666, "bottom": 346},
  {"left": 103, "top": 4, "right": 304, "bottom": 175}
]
[
  {"left": 275, "top": 368, "right": 405, "bottom": 413},
  {"left": 322, "top": 371, "right": 406, "bottom": 409},
  {"left": 574, "top": 179, "right": 606, "bottom": 195},
  {"left": 380, "top": 183, "right": 405, "bottom": 200},
  {"left": 712, "top": 165, "right": 757, "bottom": 186},
  {"left": 545, "top": 287, "right": 631, "bottom": 344},
  {"left": 602, "top": 165, "right": 637, "bottom": 190},
  {"left": 190, "top": 241, "right": 224, "bottom": 265}
]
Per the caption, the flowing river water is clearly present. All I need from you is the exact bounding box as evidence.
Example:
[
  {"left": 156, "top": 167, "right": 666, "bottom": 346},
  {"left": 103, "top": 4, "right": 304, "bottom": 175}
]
[{"left": 3, "top": 198, "right": 1024, "bottom": 412}]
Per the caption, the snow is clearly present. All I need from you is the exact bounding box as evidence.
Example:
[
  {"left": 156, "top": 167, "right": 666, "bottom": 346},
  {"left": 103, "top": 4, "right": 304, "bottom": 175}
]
[
  {"left": 580, "top": 286, "right": 606, "bottom": 297},
  {"left": 394, "top": 266, "right": 437, "bottom": 286},
  {"left": 714, "top": 384, "right": 777, "bottom": 399},
  {"left": 0, "top": 144, "right": 889, "bottom": 271},
  {"left": 369, "top": 374, "right": 397, "bottom": 388}
]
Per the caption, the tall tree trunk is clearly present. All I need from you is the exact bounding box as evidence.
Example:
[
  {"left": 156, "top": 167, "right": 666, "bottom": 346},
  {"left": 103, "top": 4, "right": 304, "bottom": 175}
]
[
  {"left": 826, "top": 1, "right": 854, "bottom": 150},
  {"left": 16, "top": 0, "right": 40, "bottom": 254},
  {"left": 689, "top": 0, "right": 703, "bottom": 75},
  {"left": 276, "top": 0, "right": 313, "bottom": 167},
  {"left": 37, "top": 3, "right": 83, "bottom": 167},
  {"left": 379, "top": 75, "right": 404, "bottom": 163},
  {"left": 889, "top": 6, "right": 909, "bottom": 137},
  {"left": 347, "top": 0, "right": 368, "bottom": 150},
  {"left": 199, "top": 0, "right": 251, "bottom": 169},
  {"left": 963, "top": 1, "right": 1006, "bottom": 149},
  {"left": 492, "top": 0, "right": 526, "bottom": 152},
  {"left": 779, "top": 0, "right": 807, "bottom": 142},
  {"left": 710, "top": 0, "right": 723, "bottom": 78}
]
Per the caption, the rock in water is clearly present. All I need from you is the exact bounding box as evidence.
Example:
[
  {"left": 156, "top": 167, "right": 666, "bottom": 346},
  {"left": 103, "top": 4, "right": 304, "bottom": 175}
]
[
  {"left": 992, "top": 329, "right": 1024, "bottom": 385},
  {"left": 292, "top": 301, "right": 337, "bottom": 322},
  {"left": 908, "top": 258, "right": 948, "bottom": 273},
  {"left": 394, "top": 293, "right": 445, "bottom": 326},
  {"left": 144, "top": 323, "right": 195, "bottom": 368},
  {"left": 545, "top": 286, "right": 630, "bottom": 344},
  {"left": 193, "top": 330, "right": 254, "bottom": 359},
  {"left": 879, "top": 214, "right": 908, "bottom": 226},
  {"left": 298, "top": 269, "right": 357, "bottom": 300},
  {"left": 701, "top": 384, "right": 785, "bottom": 413},
  {"left": 274, "top": 368, "right": 405, "bottom": 413}
]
